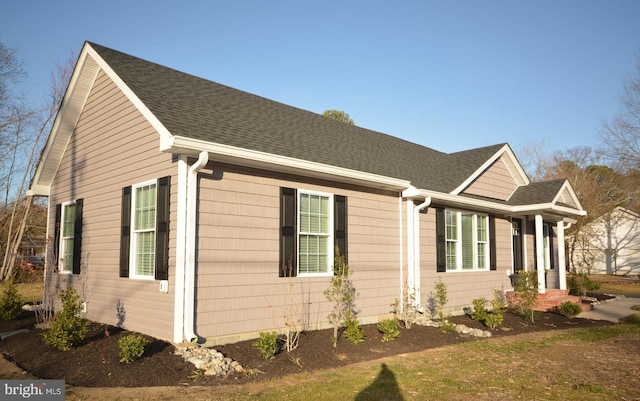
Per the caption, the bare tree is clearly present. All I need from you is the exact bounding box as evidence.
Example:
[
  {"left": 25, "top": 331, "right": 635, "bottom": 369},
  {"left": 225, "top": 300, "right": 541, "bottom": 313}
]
[
  {"left": 600, "top": 56, "right": 640, "bottom": 170},
  {"left": 516, "top": 140, "right": 555, "bottom": 182},
  {"left": 0, "top": 43, "right": 75, "bottom": 281}
]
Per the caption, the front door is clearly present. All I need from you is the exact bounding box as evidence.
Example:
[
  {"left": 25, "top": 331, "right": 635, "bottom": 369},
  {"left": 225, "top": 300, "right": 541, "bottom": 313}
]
[{"left": 512, "top": 218, "right": 523, "bottom": 272}]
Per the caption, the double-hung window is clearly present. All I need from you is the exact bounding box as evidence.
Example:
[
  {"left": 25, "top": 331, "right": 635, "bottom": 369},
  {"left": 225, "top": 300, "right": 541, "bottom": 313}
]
[
  {"left": 131, "top": 181, "right": 157, "bottom": 278},
  {"left": 54, "top": 199, "right": 83, "bottom": 274},
  {"left": 298, "top": 191, "right": 332, "bottom": 276},
  {"left": 279, "top": 187, "right": 347, "bottom": 277},
  {"left": 59, "top": 202, "right": 76, "bottom": 273},
  {"left": 440, "top": 209, "right": 493, "bottom": 272},
  {"left": 120, "top": 176, "right": 170, "bottom": 280}
]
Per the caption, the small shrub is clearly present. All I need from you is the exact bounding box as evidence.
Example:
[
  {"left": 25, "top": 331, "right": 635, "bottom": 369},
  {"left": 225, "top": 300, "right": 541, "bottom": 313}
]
[
  {"left": 0, "top": 279, "right": 24, "bottom": 321},
  {"left": 556, "top": 301, "right": 582, "bottom": 318},
  {"left": 510, "top": 271, "right": 539, "bottom": 322},
  {"left": 344, "top": 314, "right": 365, "bottom": 345},
  {"left": 620, "top": 313, "right": 640, "bottom": 325},
  {"left": 42, "top": 287, "right": 88, "bottom": 351},
  {"left": 393, "top": 278, "right": 420, "bottom": 329},
  {"left": 377, "top": 319, "right": 400, "bottom": 342},
  {"left": 490, "top": 290, "right": 506, "bottom": 312},
  {"left": 470, "top": 298, "right": 488, "bottom": 321},
  {"left": 253, "top": 331, "right": 279, "bottom": 360},
  {"left": 567, "top": 273, "right": 600, "bottom": 296},
  {"left": 118, "top": 334, "right": 147, "bottom": 363},
  {"left": 324, "top": 248, "right": 358, "bottom": 347},
  {"left": 484, "top": 312, "right": 504, "bottom": 329},
  {"left": 434, "top": 279, "right": 454, "bottom": 332}
]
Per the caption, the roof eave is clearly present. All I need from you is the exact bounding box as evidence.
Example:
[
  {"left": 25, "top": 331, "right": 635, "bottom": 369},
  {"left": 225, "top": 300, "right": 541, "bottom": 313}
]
[
  {"left": 404, "top": 189, "right": 587, "bottom": 217},
  {"left": 166, "top": 136, "right": 412, "bottom": 192}
]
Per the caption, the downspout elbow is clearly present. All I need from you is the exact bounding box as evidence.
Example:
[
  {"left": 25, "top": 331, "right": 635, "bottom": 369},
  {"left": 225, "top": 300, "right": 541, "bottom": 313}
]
[
  {"left": 414, "top": 197, "right": 432, "bottom": 214},
  {"left": 184, "top": 151, "right": 209, "bottom": 343}
]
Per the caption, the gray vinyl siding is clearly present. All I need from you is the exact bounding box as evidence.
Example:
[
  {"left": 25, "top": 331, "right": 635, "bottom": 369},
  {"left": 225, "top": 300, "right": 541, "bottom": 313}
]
[
  {"left": 462, "top": 156, "right": 518, "bottom": 201},
  {"left": 47, "top": 69, "right": 177, "bottom": 341},
  {"left": 419, "top": 207, "right": 512, "bottom": 314},
  {"left": 194, "top": 163, "right": 401, "bottom": 342}
]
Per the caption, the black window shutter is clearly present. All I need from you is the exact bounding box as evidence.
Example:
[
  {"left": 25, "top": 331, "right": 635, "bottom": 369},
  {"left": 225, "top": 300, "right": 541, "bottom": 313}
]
[
  {"left": 489, "top": 215, "right": 497, "bottom": 271},
  {"left": 120, "top": 186, "right": 132, "bottom": 278},
  {"left": 72, "top": 199, "right": 83, "bottom": 274},
  {"left": 436, "top": 207, "right": 446, "bottom": 272},
  {"left": 53, "top": 204, "right": 62, "bottom": 269},
  {"left": 155, "top": 176, "right": 170, "bottom": 280},
  {"left": 334, "top": 195, "right": 348, "bottom": 263},
  {"left": 280, "top": 187, "right": 297, "bottom": 277}
]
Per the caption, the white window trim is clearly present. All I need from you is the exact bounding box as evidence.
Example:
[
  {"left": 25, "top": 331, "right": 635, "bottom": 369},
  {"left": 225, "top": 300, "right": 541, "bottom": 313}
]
[
  {"left": 445, "top": 209, "right": 490, "bottom": 272},
  {"left": 129, "top": 179, "right": 157, "bottom": 280},
  {"left": 58, "top": 201, "right": 76, "bottom": 274},
  {"left": 297, "top": 189, "right": 334, "bottom": 277}
]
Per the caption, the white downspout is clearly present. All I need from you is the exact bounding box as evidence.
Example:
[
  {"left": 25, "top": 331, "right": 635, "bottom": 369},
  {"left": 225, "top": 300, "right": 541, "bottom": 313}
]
[
  {"left": 411, "top": 197, "right": 431, "bottom": 310},
  {"left": 173, "top": 156, "right": 188, "bottom": 343},
  {"left": 398, "top": 196, "right": 404, "bottom": 314},
  {"left": 184, "top": 151, "right": 209, "bottom": 342},
  {"left": 406, "top": 200, "right": 414, "bottom": 308}
]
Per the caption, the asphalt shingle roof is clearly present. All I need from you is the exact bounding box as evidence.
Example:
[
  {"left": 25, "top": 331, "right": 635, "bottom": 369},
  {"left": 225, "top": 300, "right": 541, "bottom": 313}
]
[
  {"left": 90, "top": 42, "right": 507, "bottom": 193},
  {"left": 507, "top": 179, "right": 566, "bottom": 206}
]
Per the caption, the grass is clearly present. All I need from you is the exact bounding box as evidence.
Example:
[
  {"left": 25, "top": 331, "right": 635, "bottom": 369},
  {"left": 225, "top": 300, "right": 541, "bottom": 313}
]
[
  {"left": 201, "top": 324, "right": 640, "bottom": 401},
  {"left": 589, "top": 274, "right": 640, "bottom": 296},
  {"left": 9, "top": 274, "right": 640, "bottom": 401}
]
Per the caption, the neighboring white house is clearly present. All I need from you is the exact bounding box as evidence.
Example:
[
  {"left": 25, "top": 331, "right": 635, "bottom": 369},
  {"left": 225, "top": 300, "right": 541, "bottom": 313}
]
[{"left": 573, "top": 207, "right": 640, "bottom": 275}]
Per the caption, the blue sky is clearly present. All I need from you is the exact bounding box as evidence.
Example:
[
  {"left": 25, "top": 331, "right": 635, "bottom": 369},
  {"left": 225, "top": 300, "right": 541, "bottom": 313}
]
[{"left": 2, "top": 0, "right": 639, "bottom": 155}]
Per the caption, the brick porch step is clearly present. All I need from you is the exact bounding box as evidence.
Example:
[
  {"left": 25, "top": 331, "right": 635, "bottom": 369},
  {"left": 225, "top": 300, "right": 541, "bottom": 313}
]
[{"left": 533, "top": 290, "right": 592, "bottom": 312}]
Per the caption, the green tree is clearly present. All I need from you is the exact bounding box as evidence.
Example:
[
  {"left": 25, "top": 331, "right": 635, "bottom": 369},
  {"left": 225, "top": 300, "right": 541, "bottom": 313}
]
[{"left": 322, "top": 109, "right": 354, "bottom": 125}]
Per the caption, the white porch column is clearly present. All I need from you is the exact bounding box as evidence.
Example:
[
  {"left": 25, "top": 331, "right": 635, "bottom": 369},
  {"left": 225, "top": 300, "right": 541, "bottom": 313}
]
[
  {"left": 557, "top": 221, "right": 567, "bottom": 290},
  {"left": 535, "top": 214, "right": 546, "bottom": 293}
]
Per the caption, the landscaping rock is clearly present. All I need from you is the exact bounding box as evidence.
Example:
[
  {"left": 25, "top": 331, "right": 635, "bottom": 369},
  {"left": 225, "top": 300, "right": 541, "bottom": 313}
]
[{"left": 174, "top": 345, "right": 243, "bottom": 376}]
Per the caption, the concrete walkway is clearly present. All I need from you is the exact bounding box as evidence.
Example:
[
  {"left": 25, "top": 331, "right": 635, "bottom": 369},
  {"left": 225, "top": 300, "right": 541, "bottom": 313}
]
[{"left": 579, "top": 296, "right": 640, "bottom": 322}]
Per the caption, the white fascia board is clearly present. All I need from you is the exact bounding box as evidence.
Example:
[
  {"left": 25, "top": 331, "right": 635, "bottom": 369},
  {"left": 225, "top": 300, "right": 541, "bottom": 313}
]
[
  {"left": 451, "top": 144, "right": 530, "bottom": 195},
  {"left": 166, "top": 136, "right": 412, "bottom": 191},
  {"left": 553, "top": 180, "right": 584, "bottom": 211}
]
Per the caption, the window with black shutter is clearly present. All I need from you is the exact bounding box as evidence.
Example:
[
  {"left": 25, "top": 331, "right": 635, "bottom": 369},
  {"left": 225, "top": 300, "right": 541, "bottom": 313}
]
[{"left": 279, "top": 187, "right": 347, "bottom": 277}]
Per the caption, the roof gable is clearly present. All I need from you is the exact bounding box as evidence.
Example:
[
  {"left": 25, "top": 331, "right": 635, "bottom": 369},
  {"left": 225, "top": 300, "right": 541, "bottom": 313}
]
[{"left": 458, "top": 145, "right": 529, "bottom": 200}]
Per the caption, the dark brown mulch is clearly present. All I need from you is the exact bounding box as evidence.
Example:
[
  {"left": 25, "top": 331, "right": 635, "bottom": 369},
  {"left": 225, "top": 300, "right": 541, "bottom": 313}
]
[{"left": 0, "top": 309, "right": 614, "bottom": 387}]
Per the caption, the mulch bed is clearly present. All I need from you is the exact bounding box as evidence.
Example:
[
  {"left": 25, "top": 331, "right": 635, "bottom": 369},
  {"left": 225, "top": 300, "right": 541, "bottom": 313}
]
[{"left": 0, "top": 309, "right": 614, "bottom": 387}]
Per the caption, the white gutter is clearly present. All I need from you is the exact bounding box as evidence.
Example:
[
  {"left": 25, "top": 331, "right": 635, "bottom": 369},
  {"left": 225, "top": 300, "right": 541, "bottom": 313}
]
[
  {"left": 402, "top": 188, "right": 587, "bottom": 217},
  {"left": 163, "top": 136, "right": 411, "bottom": 192},
  {"left": 184, "top": 151, "right": 209, "bottom": 342}
]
